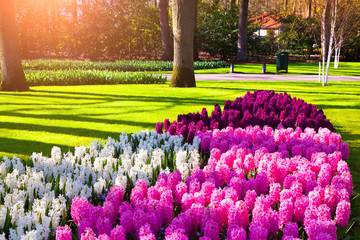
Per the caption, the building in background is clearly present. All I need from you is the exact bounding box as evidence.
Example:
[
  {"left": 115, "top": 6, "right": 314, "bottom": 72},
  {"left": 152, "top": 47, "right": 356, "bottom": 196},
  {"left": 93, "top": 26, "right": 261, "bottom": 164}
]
[{"left": 250, "top": 13, "right": 283, "bottom": 37}]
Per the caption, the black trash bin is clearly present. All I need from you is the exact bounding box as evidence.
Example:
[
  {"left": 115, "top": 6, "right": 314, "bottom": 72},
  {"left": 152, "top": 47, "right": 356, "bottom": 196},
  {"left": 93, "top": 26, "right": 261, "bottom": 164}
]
[{"left": 276, "top": 51, "right": 289, "bottom": 73}]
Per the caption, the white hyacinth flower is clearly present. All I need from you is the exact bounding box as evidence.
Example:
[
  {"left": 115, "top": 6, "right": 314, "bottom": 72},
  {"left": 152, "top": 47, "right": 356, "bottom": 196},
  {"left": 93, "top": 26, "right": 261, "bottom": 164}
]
[
  {"left": 94, "top": 178, "right": 106, "bottom": 195},
  {"left": 115, "top": 174, "right": 127, "bottom": 190},
  {"left": 0, "top": 206, "right": 7, "bottom": 230},
  {"left": 0, "top": 233, "right": 6, "bottom": 240}
]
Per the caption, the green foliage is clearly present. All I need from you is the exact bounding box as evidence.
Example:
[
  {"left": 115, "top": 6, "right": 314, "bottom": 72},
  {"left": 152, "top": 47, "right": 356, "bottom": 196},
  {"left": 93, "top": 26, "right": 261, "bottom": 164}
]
[
  {"left": 197, "top": 2, "right": 238, "bottom": 60},
  {"left": 19, "top": 59, "right": 229, "bottom": 71},
  {"left": 247, "top": 12, "right": 317, "bottom": 58},
  {"left": 13, "top": 0, "right": 360, "bottom": 61},
  {"left": 277, "top": 14, "right": 319, "bottom": 58},
  {"left": 248, "top": 25, "right": 279, "bottom": 57},
  {"left": 0, "top": 70, "right": 167, "bottom": 86},
  {"left": 15, "top": 0, "right": 161, "bottom": 60},
  {"left": 343, "top": 34, "right": 360, "bottom": 61}
]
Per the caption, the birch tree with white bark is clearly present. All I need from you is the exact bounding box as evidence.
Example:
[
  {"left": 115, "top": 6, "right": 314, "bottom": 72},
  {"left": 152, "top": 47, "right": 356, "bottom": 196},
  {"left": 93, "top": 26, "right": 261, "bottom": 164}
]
[
  {"left": 317, "top": 0, "right": 360, "bottom": 86},
  {"left": 318, "top": 0, "right": 333, "bottom": 86},
  {"left": 333, "top": 0, "right": 359, "bottom": 68}
]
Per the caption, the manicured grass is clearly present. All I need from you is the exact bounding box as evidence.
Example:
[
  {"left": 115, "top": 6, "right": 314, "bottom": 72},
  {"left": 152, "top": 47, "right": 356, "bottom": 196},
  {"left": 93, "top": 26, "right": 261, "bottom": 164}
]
[
  {"left": 193, "top": 62, "right": 360, "bottom": 76},
  {"left": 0, "top": 81, "right": 360, "bottom": 231}
]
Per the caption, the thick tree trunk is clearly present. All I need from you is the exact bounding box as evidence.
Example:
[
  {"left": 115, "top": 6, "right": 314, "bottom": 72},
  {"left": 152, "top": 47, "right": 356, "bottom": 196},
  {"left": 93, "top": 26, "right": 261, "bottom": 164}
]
[
  {"left": 193, "top": 0, "right": 199, "bottom": 61},
  {"left": 159, "top": 0, "right": 173, "bottom": 61},
  {"left": 0, "top": 0, "right": 28, "bottom": 91},
  {"left": 236, "top": 0, "right": 249, "bottom": 62},
  {"left": 170, "top": 0, "right": 196, "bottom": 88}
]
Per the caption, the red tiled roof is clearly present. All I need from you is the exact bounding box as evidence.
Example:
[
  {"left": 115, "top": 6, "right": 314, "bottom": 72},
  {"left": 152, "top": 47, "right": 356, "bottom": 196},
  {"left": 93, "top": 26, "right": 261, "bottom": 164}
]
[{"left": 249, "top": 13, "right": 282, "bottom": 29}]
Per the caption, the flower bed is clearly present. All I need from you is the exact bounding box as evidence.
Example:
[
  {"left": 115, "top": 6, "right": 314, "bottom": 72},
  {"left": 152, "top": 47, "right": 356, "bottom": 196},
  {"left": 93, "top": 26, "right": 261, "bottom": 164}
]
[
  {"left": 155, "top": 91, "right": 335, "bottom": 142},
  {"left": 0, "top": 131, "right": 201, "bottom": 239},
  {"left": 22, "top": 70, "right": 167, "bottom": 86},
  {"left": 20, "top": 59, "right": 229, "bottom": 72},
  {"left": 59, "top": 126, "right": 351, "bottom": 240}
]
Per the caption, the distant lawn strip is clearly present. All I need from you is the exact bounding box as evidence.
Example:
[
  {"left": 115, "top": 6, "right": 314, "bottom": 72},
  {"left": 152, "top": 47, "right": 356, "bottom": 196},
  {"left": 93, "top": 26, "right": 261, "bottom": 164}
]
[
  {"left": 20, "top": 59, "right": 229, "bottom": 71},
  {"left": 19, "top": 70, "right": 167, "bottom": 86},
  {"left": 194, "top": 62, "right": 360, "bottom": 76}
]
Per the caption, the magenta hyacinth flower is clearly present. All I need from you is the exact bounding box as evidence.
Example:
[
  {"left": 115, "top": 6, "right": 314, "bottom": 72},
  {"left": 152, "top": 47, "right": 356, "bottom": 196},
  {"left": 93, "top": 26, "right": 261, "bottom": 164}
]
[
  {"left": 110, "top": 225, "right": 126, "bottom": 240},
  {"left": 56, "top": 225, "right": 72, "bottom": 240},
  {"left": 336, "top": 200, "right": 351, "bottom": 227}
]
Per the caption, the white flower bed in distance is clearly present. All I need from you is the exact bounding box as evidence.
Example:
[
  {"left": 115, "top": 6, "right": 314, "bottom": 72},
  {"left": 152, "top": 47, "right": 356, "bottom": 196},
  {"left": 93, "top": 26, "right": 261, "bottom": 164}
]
[{"left": 0, "top": 130, "right": 201, "bottom": 240}]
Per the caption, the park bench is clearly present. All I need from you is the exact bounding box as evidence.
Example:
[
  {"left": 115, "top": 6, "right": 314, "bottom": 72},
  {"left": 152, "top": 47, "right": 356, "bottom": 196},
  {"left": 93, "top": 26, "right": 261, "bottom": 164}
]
[{"left": 226, "top": 62, "right": 272, "bottom": 74}]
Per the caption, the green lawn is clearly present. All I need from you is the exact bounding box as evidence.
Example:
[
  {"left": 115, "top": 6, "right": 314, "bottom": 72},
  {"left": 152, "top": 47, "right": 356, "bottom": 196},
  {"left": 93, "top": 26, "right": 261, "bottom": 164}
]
[
  {"left": 193, "top": 62, "right": 360, "bottom": 75},
  {"left": 1, "top": 81, "right": 360, "bottom": 231}
]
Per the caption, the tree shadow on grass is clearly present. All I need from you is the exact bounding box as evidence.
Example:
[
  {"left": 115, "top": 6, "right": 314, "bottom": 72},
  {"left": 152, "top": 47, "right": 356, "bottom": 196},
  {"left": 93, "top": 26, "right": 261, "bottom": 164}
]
[
  {"left": 2, "top": 89, "right": 225, "bottom": 107},
  {"left": 0, "top": 137, "right": 72, "bottom": 157},
  {"left": 0, "top": 121, "right": 132, "bottom": 140},
  {"left": 315, "top": 104, "right": 360, "bottom": 111},
  {"left": 0, "top": 88, "right": 231, "bottom": 157},
  {"left": 0, "top": 111, "right": 155, "bottom": 129},
  {"left": 196, "top": 83, "right": 360, "bottom": 97}
]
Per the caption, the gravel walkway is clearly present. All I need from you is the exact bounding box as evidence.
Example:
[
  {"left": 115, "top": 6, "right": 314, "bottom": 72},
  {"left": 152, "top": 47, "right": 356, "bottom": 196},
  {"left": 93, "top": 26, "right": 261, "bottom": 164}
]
[{"left": 165, "top": 73, "right": 360, "bottom": 81}]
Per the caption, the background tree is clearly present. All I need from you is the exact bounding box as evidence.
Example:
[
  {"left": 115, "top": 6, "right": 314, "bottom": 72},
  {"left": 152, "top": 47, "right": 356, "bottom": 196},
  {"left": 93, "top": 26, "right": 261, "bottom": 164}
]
[
  {"left": 320, "top": 0, "right": 332, "bottom": 85},
  {"left": 9, "top": 0, "right": 360, "bottom": 62},
  {"left": 0, "top": 0, "right": 28, "bottom": 91},
  {"left": 170, "top": 0, "right": 197, "bottom": 87},
  {"left": 323, "top": 0, "right": 337, "bottom": 86},
  {"left": 236, "top": 0, "right": 249, "bottom": 61},
  {"left": 313, "top": 0, "right": 360, "bottom": 85},
  {"left": 333, "top": 0, "right": 360, "bottom": 68},
  {"left": 15, "top": 0, "right": 161, "bottom": 60},
  {"left": 193, "top": 0, "right": 200, "bottom": 61},
  {"left": 278, "top": 14, "right": 318, "bottom": 59},
  {"left": 159, "top": 0, "right": 173, "bottom": 61},
  {"left": 197, "top": 1, "right": 238, "bottom": 59}
]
